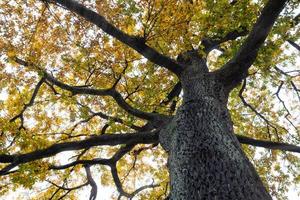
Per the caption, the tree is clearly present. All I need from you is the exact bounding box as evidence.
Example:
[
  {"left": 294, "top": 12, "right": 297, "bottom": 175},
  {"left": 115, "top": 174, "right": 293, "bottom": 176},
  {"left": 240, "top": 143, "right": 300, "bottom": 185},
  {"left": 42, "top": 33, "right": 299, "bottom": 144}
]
[{"left": 0, "top": 0, "right": 299, "bottom": 199}]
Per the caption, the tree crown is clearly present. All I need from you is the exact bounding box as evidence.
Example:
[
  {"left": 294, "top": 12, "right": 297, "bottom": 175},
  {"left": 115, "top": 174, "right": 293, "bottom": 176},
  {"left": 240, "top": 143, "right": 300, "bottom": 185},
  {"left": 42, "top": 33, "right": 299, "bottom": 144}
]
[{"left": 0, "top": 0, "right": 299, "bottom": 199}]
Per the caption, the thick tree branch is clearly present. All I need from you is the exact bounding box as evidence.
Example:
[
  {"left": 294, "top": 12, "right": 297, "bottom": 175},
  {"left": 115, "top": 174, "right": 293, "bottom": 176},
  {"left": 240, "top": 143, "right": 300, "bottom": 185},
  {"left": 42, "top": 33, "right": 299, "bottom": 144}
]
[
  {"left": 215, "top": 0, "right": 288, "bottom": 90},
  {"left": 204, "top": 11, "right": 299, "bottom": 54},
  {"left": 291, "top": 13, "right": 300, "bottom": 27},
  {"left": 161, "top": 82, "right": 182, "bottom": 106},
  {"left": 84, "top": 165, "right": 97, "bottom": 200},
  {"left": 237, "top": 134, "right": 300, "bottom": 153},
  {"left": 287, "top": 40, "right": 300, "bottom": 52},
  {"left": 45, "top": 0, "right": 183, "bottom": 76},
  {"left": 160, "top": 82, "right": 182, "bottom": 114},
  {"left": 111, "top": 166, "right": 131, "bottom": 199},
  {"left": 0, "top": 131, "right": 159, "bottom": 175},
  {"left": 2, "top": 129, "right": 300, "bottom": 176}
]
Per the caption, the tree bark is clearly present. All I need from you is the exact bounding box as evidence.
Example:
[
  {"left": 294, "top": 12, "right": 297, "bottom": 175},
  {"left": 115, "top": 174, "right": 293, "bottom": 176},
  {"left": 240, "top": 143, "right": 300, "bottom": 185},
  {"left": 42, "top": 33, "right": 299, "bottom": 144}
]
[{"left": 160, "top": 53, "right": 272, "bottom": 199}]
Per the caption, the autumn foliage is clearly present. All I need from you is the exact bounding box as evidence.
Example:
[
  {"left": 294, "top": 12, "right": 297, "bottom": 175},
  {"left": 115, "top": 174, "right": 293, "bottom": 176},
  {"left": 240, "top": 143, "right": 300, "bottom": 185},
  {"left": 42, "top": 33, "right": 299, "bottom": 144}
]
[{"left": 0, "top": 0, "right": 299, "bottom": 199}]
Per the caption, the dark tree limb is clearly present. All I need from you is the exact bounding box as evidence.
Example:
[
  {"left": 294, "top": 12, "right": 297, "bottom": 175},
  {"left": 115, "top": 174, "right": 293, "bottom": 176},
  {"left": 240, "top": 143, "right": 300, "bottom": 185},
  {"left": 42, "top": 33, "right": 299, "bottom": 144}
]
[
  {"left": 291, "top": 81, "right": 300, "bottom": 101},
  {"left": 101, "top": 124, "right": 110, "bottom": 135},
  {"left": 274, "top": 81, "right": 291, "bottom": 116},
  {"left": 4, "top": 77, "right": 46, "bottom": 150},
  {"left": 45, "top": 72, "right": 163, "bottom": 121},
  {"left": 47, "top": 180, "right": 88, "bottom": 191},
  {"left": 50, "top": 158, "right": 111, "bottom": 170},
  {"left": 51, "top": 145, "right": 138, "bottom": 172},
  {"left": 130, "top": 182, "right": 159, "bottom": 198},
  {"left": 159, "top": 82, "right": 182, "bottom": 114},
  {"left": 50, "top": 144, "right": 135, "bottom": 170},
  {"left": 10, "top": 77, "right": 45, "bottom": 127},
  {"left": 111, "top": 163, "right": 159, "bottom": 199},
  {"left": 84, "top": 165, "right": 97, "bottom": 200},
  {"left": 52, "top": 143, "right": 158, "bottom": 199},
  {"left": 14, "top": 57, "right": 165, "bottom": 121},
  {"left": 239, "top": 79, "right": 279, "bottom": 140},
  {"left": 48, "top": 170, "right": 82, "bottom": 200},
  {"left": 45, "top": 80, "right": 59, "bottom": 95},
  {"left": 237, "top": 134, "right": 300, "bottom": 153},
  {"left": 293, "top": 13, "right": 300, "bottom": 25},
  {"left": 71, "top": 102, "right": 143, "bottom": 133},
  {"left": 274, "top": 66, "right": 300, "bottom": 78},
  {"left": 273, "top": 67, "right": 300, "bottom": 102},
  {"left": 203, "top": 10, "right": 299, "bottom": 55},
  {"left": 273, "top": 81, "right": 298, "bottom": 130},
  {"left": 287, "top": 40, "right": 300, "bottom": 52},
  {"left": 202, "top": 28, "right": 248, "bottom": 53},
  {"left": 121, "top": 144, "right": 157, "bottom": 184},
  {"left": 2, "top": 129, "right": 300, "bottom": 175},
  {"left": 160, "top": 82, "right": 182, "bottom": 106},
  {"left": 0, "top": 131, "right": 159, "bottom": 175},
  {"left": 111, "top": 156, "right": 133, "bottom": 199},
  {"left": 215, "top": 0, "right": 288, "bottom": 90},
  {"left": 44, "top": 0, "right": 184, "bottom": 76}
]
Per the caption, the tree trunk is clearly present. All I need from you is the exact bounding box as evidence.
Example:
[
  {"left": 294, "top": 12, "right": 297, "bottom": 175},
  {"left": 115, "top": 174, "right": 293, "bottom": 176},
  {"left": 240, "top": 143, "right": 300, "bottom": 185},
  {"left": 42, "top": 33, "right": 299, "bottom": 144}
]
[{"left": 160, "top": 52, "right": 272, "bottom": 199}]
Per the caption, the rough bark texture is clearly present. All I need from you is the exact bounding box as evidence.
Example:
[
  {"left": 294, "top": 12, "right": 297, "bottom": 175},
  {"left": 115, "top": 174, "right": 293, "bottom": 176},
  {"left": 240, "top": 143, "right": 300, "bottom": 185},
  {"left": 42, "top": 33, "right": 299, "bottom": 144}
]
[{"left": 160, "top": 52, "right": 272, "bottom": 199}]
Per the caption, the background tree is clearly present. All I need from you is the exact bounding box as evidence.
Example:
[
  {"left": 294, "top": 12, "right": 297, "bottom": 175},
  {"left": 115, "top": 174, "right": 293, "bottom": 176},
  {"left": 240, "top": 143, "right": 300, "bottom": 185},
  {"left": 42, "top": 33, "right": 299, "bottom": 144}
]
[{"left": 0, "top": 0, "right": 299, "bottom": 199}]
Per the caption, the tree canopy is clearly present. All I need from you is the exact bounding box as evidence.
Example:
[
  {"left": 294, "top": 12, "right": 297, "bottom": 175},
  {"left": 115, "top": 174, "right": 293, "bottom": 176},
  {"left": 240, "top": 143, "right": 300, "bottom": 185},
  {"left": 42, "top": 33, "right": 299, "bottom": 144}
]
[{"left": 0, "top": 0, "right": 299, "bottom": 199}]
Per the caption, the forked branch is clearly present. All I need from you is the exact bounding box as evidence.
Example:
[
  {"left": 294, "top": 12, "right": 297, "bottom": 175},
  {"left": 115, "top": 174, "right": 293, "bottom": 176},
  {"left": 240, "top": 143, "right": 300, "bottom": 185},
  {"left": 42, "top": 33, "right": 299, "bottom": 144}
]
[{"left": 215, "top": 0, "right": 288, "bottom": 90}]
